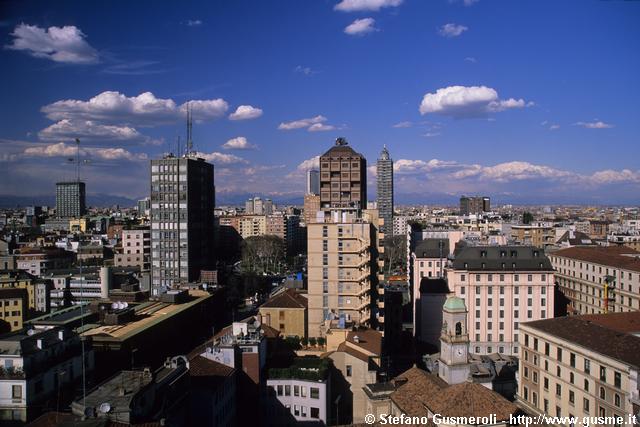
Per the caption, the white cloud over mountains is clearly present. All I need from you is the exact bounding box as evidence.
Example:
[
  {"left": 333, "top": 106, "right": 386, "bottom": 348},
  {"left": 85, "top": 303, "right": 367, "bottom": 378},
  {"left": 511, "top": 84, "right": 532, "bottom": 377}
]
[
  {"left": 335, "top": 0, "right": 402, "bottom": 12},
  {"left": 6, "top": 24, "right": 98, "bottom": 64},
  {"left": 419, "top": 85, "right": 531, "bottom": 118}
]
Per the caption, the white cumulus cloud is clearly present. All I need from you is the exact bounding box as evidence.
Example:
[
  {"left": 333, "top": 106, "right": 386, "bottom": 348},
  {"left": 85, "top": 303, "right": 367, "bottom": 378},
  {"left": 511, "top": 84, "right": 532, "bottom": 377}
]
[
  {"left": 308, "top": 123, "right": 336, "bottom": 132},
  {"left": 344, "top": 18, "right": 378, "bottom": 35},
  {"left": 439, "top": 23, "right": 468, "bottom": 38},
  {"left": 278, "top": 115, "right": 329, "bottom": 131},
  {"left": 335, "top": 0, "right": 402, "bottom": 12},
  {"left": 229, "top": 105, "right": 263, "bottom": 121},
  {"left": 221, "top": 137, "right": 256, "bottom": 150},
  {"left": 419, "top": 85, "right": 531, "bottom": 118},
  {"left": 296, "top": 156, "right": 320, "bottom": 171},
  {"left": 38, "top": 119, "right": 145, "bottom": 143},
  {"left": 5, "top": 23, "right": 98, "bottom": 64},
  {"left": 195, "top": 151, "right": 248, "bottom": 165},
  {"left": 23, "top": 142, "right": 147, "bottom": 161},
  {"left": 41, "top": 91, "right": 229, "bottom": 126}
]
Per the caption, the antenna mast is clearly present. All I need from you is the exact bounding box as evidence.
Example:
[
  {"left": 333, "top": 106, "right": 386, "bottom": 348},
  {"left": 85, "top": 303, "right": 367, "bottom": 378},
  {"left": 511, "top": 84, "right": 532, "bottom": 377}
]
[
  {"left": 75, "top": 138, "right": 81, "bottom": 182},
  {"left": 186, "top": 102, "right": 193, "bottom": 156}
]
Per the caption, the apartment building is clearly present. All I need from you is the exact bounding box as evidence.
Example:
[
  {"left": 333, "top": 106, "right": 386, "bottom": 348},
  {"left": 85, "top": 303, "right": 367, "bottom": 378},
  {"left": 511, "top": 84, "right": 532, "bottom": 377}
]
[
  {"left": 518, "top": 312, "right": 640, "bottom": 423},
  {"left": 319, "top": 138, "right": 367, "bottom": 210},
  {"left": 550, "top": 246, "right": 640, "bottom": 314},
  {"left": 0, "top": 270, "right": 50, "bottom": 315},
  {"left": 511, "top": 223, "right": 556, "bottom": 249},
  {"left": 306, "top": 210, "right": 382, "bottom": 338},
  {"left": 259, "top": 288, "right": 308, "bottom": 338},
  {"left": 303, "top": 194, "right": 321, "bottom": 225},
  {"left": 0, "top": 288, "right": 28, "bottom": 332},
  {"left": 449, "top": 246, "right": 555, "bottom": 356},
  {"left": 115, "top": 227, "right": 151, "bottom": 271}
]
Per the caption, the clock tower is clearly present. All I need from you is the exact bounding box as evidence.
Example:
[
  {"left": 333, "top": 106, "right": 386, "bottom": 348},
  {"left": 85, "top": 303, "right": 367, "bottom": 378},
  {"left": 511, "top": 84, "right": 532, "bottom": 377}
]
[{"left": 438, "top": 295, "right": 471, "bottom": 384}]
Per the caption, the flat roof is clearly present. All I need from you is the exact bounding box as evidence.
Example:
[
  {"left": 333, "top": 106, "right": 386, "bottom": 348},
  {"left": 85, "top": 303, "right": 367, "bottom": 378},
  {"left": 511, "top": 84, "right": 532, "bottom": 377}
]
[{"left": 81, "top": 290, "right": 210, "bottom": 342}]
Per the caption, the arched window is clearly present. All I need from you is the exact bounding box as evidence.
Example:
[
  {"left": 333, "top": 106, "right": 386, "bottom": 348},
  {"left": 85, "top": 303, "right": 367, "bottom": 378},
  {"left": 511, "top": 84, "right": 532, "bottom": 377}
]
[{"left": 455, "top": 322, "right": 462, "bottom": 336}]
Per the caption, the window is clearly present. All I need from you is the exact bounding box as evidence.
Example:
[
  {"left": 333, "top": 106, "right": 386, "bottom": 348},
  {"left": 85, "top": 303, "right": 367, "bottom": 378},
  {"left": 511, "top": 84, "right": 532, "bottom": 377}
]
[
  {"left": 600, "top": 387, "right": 605, "bottom": 400},
  {"left": 570, "top": 353, "right": 576, "bottom": 368},
  {"left": 294, "top": 405, "right": 300, "bottom": 416},
  {"left": 615, "top": 394, "right": 621, "bottom": 407},
  {"left": 556, "top": 383, "right": 562, "bottom": 396},
  {"left": 294, "top": 385, "right": 300, "bottom": 396},
  {"left": 614, "top": 371, "right": 621, "bottom": 389},
  {"left": 600, "top": 366, "right": 607, "bottom": 382},
  {"left": 310, "top": 387, "right": 320, "bottom": 399},
  {"left": 461, "top": 287, "right": 466, "bottom": 295},
  {"left": 570, "top": 390, "right": 575, "bottom": 404},
  {"left": 11, "top": 385, "right": 21, "bottom": 399},
  {"left": 584, "top": 379, "right": 589, "bottom": 392},
  {"left": 557, "top": 348, "right": 563, "bottom": 362},
  {"left": 285, "top": 385, "right": 291, "bottom": 396},
  {"left": 585, "top": 359, "right": 591, "bottom": 374},
  {"left": 346, "top": 365, "right": 352, "bottom": 377},
  {"left": 570, "top": 372, "right": 574, "bottom": 384},
  {"left": 311, "top": 407, "right": 320, "bottom": 419},
  {"left": 301, "top": 406, "right": 308, "bottom": 417},
  {"left": 584, "top": 398, "right": 590, "bottom": 412},
  {"left": 277, "top": 385, "right": 283, "bottom": 396},
  {"left": 544, "top": 377, "right": 549, "bottom": 389},
  {"left": 301, "top": 386, "right": 307, "bottom": 397},
  {"left": 545, "top": 343, "right": 550, "bottom": 356}
]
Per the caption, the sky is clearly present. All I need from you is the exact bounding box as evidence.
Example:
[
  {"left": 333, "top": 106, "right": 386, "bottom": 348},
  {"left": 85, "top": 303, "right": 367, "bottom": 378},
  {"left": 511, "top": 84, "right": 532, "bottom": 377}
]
[{"left": 0, "top": 0, "right": 639, "bottom": 205}]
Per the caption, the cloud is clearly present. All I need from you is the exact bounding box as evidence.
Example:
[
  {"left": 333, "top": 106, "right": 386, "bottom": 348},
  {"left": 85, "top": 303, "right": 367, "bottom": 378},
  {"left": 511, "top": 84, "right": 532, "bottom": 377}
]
[
  {"left": 228, "top": 105, "right": 263, "bottom": 121},
  {"left": 449, "top": 0, "right": 479, "bottom": 5},
  {"left": 334, "top": 0, "right": 402, "bottom": 12},
  {"left": 464, "top": 57, "right": 477, "bottom": 63},
  {"left": 419, "top": 85, "right": 531, "bottom": 118},
  {"left": 423, "top": 132, "right": 441, "bottom": 138},
  {"left": 452, "top": 161, "right": 573, "bottom": 182},
  {"left": 185, "top": 20, "right": 202, "bottom": 27},
  {"left": 221, "top": 137, "right": 256, "bottom": 150},
  {"left": 23, "top": 142, "right": 147, "bottom": 161},
  {"left": 590, "top": 169, "right": 640, "bottom": 184},
  {"left": 294, "top": 65, "right": 319, "bottom": 76},
  {"left": 296, "top": 156, "right": 320, "bottom": 171},
  {"left": 308, "top": 123, "right": 336, "bottom": 132},
  {"left": 344, "top": 18, "right": 378, "bottom": 36},
  {"left": 38, "top": 119, "right": 149, "bottom": 143},
  {"left": 278, "top": 115, "right": 336, "bottom": 131},
  {"left": 392, "top": 121, "right": 412, "bottom": 128},
  {"left": 41, "top": 91, "right": 229, "bottom": 126},
  {"left": 439, "top": 23, "right": 468, "bottom": 38},
  {"left": 574, "top": 121, "right": 613, "bottom": 129},
  {"left": 195, "top": 151, "right": 248, "bottom": 164},
  {"left": 5, "top": 23, "right": 98, "bottom": 64},
  {"left": 549, "top": 124, "right": 560, "bottom": 130}
]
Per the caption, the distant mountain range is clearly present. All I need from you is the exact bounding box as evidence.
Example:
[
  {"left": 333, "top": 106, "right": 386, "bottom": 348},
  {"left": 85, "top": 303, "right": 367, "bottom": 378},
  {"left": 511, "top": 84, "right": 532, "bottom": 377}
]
[{"left": 0, "top": 191, "right": 633, "bottom": 209}]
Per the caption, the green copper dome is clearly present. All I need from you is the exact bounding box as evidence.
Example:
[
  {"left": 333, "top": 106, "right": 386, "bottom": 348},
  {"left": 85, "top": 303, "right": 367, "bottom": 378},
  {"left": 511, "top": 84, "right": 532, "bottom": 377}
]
[{"left": 443, "top": 295, "right": 467, "bottom": 312}]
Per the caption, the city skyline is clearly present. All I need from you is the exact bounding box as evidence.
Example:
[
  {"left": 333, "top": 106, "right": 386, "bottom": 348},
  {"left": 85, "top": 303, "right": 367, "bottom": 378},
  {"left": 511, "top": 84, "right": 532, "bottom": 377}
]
[{"left": 1, "top": 0, "right": 639, "bottom": 205}]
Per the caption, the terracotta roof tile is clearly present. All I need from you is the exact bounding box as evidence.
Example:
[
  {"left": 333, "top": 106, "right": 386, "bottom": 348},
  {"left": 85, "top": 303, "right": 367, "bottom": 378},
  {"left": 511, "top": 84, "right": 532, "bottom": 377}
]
[{"left": 260, "top": 288, "right": 307, "bottom": 309}]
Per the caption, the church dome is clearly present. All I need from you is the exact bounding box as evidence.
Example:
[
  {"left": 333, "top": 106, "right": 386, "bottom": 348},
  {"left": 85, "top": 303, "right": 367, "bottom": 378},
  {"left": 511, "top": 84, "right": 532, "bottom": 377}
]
[{"left": 443, "top": 295, "right": 467, "bottom": 312}]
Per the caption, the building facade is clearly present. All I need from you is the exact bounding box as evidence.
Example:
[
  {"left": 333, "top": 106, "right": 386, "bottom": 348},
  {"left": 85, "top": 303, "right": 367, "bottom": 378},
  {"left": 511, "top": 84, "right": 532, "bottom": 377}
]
[
  {"left": 376, "top": 146, "right": 393, "bottom": 240},
  {"left": 306, "top": 169, "right": 320, "bottom": 195},
  {"left": 449, "top": 246, "right": 555, "bottom": 356},
  {"left": 518, "top": 312, "right": 640, "bottom": 423},
  {"left": 150, "top": 155, "right": 215, "bottom": 295},
  {"left": 115, "top": 227, "right": 151, "bottom": 271},
  {"left": 550, "top": 246, "right": 640, "bottom": 315},
  {"left": 459, "top": 196, "right": 490, "bottom": 215},
  {"left": 319, "top": 138, "right": 367, "bottom": 210},
  {"left": 55, "top": 181, "right": 86, "bottom": 218}
]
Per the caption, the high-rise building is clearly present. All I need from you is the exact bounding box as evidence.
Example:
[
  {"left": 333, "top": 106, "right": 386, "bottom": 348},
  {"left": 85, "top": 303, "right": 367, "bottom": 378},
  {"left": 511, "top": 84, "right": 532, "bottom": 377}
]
[
  {"left": 56, "top": 181, "right": 86, "bottom": 218},
  {"left": 376, "top": 145, "right": 393, "bottom": 240},
  {"left": 459, "top": 196, "right": 490, "bottom": 215},
  {"left": 303, "top": 194, "right": 320, "bottom": 225},
  {"left": 306, "top": 169, "right": 320, "bottom": 195},
  {"left": 319, "top": 138, "right": 367, "bottom": 210},
  {"left": 150, "top": 155, "right": 215, "bottom": 295}
]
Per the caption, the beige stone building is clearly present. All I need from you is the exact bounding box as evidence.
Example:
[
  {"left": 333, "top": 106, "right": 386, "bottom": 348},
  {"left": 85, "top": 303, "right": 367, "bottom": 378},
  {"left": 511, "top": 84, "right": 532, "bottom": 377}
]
[
  {"left": 258, "top": 288, "right": 307, "bottom": 338},
  {"left": 303, "top": 194, "right": 320, "bottom": 225},
  {"left": 550, "top": 246, "right": 640, "bottom": 314},
  {"left": 319, "top": 138, "right": 367, "bottom": 210},
  {"left": 324, "top": 327, "right": 381, "bottom": 424},
  {"left": 115, "top": 227, "right": 150, "bottom": 271},
  {"left": 238, "top": 215, "right": 267, "bottom": 238},
  {"left": 518, "top": 312, "right": 640, "bottom": 422},
  {"left": 307, "top": 209, "right": 383, "bottom": 338},
  {"left": 0, "top": 288, "right": 28, "bottom": 332},
  {"left": 511, "top": 223, "right": 556, "bottom": 249}
]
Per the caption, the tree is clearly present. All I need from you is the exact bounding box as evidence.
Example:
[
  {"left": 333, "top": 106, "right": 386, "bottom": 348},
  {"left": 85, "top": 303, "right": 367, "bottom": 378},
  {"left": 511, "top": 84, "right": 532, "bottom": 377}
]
[
  {"left": 384, "top": 234, "right": 407, "bottom": 275},
  {"left": 522, "top": 211, "right": 534, "bottom": 225},
  {"left": 241, "top": 235, "right": 285, "bottom": 274}
]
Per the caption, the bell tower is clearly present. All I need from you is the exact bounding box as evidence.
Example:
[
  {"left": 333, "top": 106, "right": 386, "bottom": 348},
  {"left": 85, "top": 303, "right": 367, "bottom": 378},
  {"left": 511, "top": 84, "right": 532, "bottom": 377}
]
[{"left": 438, "top": 295, "right": 471, "bottom": 384}]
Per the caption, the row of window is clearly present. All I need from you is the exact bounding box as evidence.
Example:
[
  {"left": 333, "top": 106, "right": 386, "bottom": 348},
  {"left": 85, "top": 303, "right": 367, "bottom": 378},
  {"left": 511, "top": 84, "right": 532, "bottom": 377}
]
[
  {"left": 274, "top": 384, "right": 321, "bottom": 399},
  {"left": 462, "top": 274, "right": 547, "bottom": 282}
]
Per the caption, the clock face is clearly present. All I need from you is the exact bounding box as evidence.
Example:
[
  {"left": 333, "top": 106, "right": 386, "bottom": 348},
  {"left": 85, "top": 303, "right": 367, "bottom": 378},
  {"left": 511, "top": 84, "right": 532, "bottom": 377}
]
[{"left": 456, "top": 348, "right": 464, "bottom": 357}]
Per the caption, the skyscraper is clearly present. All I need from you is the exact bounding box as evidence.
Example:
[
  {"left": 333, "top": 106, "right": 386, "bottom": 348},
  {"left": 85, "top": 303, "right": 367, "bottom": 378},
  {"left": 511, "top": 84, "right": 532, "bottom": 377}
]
[
  {"left": 150, "top": 154, "right": 215, "bottom": 295},
  {"left": 319, "top": 137, "right": 367, "bottom": 210},
  {"left": 376, "top": 145, "right": 393, "bottom": 239},
  {"left": 55, "top": 182, "right": 86, "bottom": 218},
  {"left": 306, "top": 169, "right": 320, "bottom": 195}
]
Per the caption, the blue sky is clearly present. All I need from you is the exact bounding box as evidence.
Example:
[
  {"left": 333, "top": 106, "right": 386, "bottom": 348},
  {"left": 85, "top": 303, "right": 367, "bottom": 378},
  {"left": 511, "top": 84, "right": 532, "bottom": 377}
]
[{"left": 1, "top": 0, "right": 639, "bottom": 205}]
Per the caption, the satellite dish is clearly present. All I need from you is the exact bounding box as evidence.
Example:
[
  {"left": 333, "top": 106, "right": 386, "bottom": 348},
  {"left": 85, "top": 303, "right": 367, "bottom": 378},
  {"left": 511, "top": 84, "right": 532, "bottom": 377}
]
[
  {"left": 27, "top": 329, "right": 35, "bottom": 336},
  {"left": 99, "top": 402, "right": 112, "bottom": 414},
  {"left": 123, "top": 302, "right": 128, "bottom": 309},
  {"left": 111, "top": 302, "right": 118, "bottom": 310}
]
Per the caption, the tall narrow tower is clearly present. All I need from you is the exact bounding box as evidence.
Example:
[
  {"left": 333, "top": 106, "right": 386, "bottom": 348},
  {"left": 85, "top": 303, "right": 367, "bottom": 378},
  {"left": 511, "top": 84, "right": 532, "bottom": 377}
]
[{"left": 376, "top": 145, "right": 393, "bottom": 240}]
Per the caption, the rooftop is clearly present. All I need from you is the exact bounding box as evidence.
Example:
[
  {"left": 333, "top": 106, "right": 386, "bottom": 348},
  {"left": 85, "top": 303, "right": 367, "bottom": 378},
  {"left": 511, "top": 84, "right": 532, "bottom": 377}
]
[
  {"left": 414, "top": 239, "right": 450, "bottom": 258},
  {"left": 268, "top": 357, "right": 331, "bottom": 381},
  {"left": 260, "top": 288, "right": 307, "bottom": 309},
  {"left": 523, "top": 312, "right": 640, "bottom": 368},
  {"left": 452, "top": 245, "right": 553, "bottom": 271},
  {"left": 552, "top": 246, "right": 640, "bottom": 272}
]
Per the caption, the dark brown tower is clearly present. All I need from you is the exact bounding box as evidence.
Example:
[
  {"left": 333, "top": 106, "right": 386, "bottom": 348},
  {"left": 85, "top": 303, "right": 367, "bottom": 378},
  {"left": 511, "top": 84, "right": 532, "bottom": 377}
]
[{"left": 319, "top": 137, "right": 367, "bottom": 210}]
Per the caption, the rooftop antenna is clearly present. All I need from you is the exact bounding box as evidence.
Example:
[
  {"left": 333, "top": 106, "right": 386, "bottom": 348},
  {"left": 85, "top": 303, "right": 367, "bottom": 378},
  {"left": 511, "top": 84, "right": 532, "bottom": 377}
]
[{"left": 186, "top": 102, "right": 193, "bottom": 156}]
